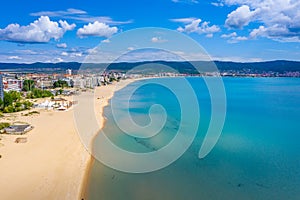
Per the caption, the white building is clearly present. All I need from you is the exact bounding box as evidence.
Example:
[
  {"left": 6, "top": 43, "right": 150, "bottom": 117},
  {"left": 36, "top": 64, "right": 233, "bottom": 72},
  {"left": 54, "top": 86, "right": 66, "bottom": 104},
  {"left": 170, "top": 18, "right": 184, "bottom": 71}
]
[
  {"left": 66, "top": 69, "right": 72, "bottom": 76},
  {"left": 72, "top": 77, "right": 85, "bottom": 88},
  {"left": 3, "top": 78, "right": 23, "bottom": 92}
]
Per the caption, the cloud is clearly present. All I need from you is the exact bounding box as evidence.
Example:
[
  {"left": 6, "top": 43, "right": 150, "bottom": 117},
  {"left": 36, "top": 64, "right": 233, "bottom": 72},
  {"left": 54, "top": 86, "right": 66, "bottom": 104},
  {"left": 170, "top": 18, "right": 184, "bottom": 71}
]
[
  {"left": 222, "top": 0, "right": 300, "bottom": 42},
  {"left": 59, "top": 20, "right": 76, "bottom": 30},
  {"left": 77, "top": 21, "right": 118, "bottom": 38},
  {"left": 70, "top": 16, "right": 133, "bottom": 25},
  {"left": 127, "top": 47, "right": 135, "bottom": 51},
  {"left": 54, "top": 57, "right": 64, "bottom": 62},
  {"left": 70, "top": 52, "right": 83, "bottom": 58},
  {"left": 173, "top": 18, "right": 220, "bottom": 37},
  {"left": 212, "top": 55, "right": 263, "bottom": 62},
  {"left": 86, "top": 48, "right": 98, "bottom": 55},
  {"left": 7, "top": 56, "right": 21, "bottom": 60},
  {"left": 31, "top": 8, "right": 132, "bottom": 25},
  {"left": 221, "top": 32, "right": 237, "bottom": 38},
  {"left": 31, "top": 8, "right": 87, "bottom": 17},
  {"left": 225, "top": 5, "right": 257, "bottom": 29},
  {"left": 229, "top": 36, "right": 248, "bottom": 43},
  {"left": 221, "top": 32, "right": 248, "bottom": 43},
  {"left": 0, "top": 47, "right": 89, "bottom": 63},
  {"left": 0, "top": 16, "right": 75, "bottom": 43},
  {"left": 206, "top": 33, "right": 213, "bottom": 38},
  {"left": 211, "top": 2, "right": 224, "bottom": 7},
  {"left": 56, "top": 43, "right": 67, "bottom": 48},
  {"left": 15, "top": 49, "right": 38, "bottom": 55},
  {"left": 170, "top": 17, "right": 197, "bottom": 23},
  {"left": 151, "top": 37, "right": 168, "bottom": 43},
  {"left": 171, "top": 0, "right": 199, "bottom": 4},
  {"left": 61, "top": 52, "right": 69, "bottom": 56},
  {"left": 101, "top": 39, "right": 110, "bottom": 43}
]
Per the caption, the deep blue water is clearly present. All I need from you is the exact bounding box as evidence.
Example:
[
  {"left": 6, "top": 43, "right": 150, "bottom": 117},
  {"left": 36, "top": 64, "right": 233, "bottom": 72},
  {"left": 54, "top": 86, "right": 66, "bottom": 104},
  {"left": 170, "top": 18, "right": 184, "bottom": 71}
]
[{"left": 86, "top": 77, "right": 300, "bottom": 200}]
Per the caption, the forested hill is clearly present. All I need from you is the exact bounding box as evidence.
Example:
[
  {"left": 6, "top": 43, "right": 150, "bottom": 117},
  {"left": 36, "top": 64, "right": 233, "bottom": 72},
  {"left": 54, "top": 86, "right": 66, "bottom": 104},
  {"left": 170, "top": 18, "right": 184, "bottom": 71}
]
[{"left": 0, "top": 60, "right": 300, "bottom": 74}]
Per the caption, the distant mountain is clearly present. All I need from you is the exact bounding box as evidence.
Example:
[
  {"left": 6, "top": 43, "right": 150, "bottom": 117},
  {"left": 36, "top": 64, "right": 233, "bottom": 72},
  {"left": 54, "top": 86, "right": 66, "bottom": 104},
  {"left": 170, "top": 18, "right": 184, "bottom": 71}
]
[{"left": 0, "top": 60, "right": 300, "bottom": 74}]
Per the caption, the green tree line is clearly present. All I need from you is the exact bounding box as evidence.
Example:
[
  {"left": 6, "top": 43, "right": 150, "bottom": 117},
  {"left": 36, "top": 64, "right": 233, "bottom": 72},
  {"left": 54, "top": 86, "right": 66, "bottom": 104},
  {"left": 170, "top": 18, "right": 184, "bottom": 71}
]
[
  {"left": 26, "top": 88, "right": 53, "bottom": 99},
  {"left": 0, "top": 91, "right": 33, "bottom": 113}
]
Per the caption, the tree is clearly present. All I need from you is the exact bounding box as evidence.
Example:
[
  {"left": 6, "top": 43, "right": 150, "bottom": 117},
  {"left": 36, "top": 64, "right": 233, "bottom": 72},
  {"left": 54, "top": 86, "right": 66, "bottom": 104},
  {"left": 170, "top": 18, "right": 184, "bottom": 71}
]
[
  {"left": 0, "top": 98, "right": 3, "bottom": 110},
  {"left": 53, "top": 80, "right": 68, "bottom": 88},
  {"left": 3, "top": 92, "right": 13, "bottom": 107},
  {"left": 0, "top": 91, "right": 33, "bottom": 113},
  {"left": 23, "top": 80, "right": 35, "bottom": 91},
  {"left": 10, "top": 91, "right": 21, "bottom": 101},
  {"left": 26, "top": 88, "right": 53, "bottom": 99}
]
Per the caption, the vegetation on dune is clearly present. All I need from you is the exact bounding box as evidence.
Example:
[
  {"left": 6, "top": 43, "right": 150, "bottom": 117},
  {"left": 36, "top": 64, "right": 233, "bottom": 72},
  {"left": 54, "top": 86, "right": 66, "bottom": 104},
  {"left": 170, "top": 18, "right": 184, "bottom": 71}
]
[
  {"left": 0, "top": 91, "right": 33, "bottom": 113},
  {"left": 23, "top": 111, "right": 40, "bottom": 116},
  {"left": 0, "top": 122, "right": 10, "bottom": 130},
  {"left": 22, "top": 79, "right": 35, "bottom": 91},
  {"left": 26, "top": 88, "right": 53, "bottom": 99}
]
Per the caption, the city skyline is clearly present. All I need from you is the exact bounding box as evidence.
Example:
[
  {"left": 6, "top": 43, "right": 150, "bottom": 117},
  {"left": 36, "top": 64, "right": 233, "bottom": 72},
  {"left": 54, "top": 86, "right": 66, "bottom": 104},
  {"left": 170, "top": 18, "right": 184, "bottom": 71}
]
[{"left": 0, "top": 0, "right": 300, "bottom": 63}]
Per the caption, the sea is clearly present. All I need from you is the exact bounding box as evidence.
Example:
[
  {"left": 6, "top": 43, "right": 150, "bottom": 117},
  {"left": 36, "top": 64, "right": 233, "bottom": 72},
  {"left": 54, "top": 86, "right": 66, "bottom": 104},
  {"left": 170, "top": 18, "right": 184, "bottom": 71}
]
[{"left": 85, "top": 77, "right": 300, "bottom": 200}]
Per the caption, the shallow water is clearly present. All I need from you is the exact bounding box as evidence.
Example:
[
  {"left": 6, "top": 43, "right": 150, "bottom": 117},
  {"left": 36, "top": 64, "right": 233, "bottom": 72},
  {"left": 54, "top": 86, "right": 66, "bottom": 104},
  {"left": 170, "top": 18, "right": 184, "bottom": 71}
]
[{"left": 86, "top": 77, "right": 300, "bottom": 200}]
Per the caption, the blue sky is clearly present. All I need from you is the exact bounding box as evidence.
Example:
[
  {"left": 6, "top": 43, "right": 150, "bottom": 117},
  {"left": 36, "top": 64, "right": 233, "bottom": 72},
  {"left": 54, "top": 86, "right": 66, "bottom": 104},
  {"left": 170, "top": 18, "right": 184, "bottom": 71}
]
[{"left": 0, "top": 0, "right": 299, "bottom": 63}]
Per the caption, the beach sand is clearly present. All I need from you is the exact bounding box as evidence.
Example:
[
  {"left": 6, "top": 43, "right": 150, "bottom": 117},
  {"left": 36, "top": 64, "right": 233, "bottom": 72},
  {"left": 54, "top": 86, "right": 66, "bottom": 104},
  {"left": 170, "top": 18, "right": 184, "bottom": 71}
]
[{"left": 0, "top": 79, "right": 135, "bottom": 200}]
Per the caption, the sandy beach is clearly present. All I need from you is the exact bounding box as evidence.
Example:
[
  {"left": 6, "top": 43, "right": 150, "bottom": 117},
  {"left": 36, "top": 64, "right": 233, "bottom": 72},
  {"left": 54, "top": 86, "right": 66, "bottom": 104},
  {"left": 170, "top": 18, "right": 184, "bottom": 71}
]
[{"left": 0, "top": 79, "right": 136, "bottom": 200}]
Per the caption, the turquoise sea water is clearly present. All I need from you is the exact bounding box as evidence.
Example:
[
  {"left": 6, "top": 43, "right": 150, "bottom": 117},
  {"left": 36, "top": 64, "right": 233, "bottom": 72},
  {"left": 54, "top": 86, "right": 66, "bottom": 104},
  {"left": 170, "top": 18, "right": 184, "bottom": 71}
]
[{"left": 86, "top": 77, "right": 300, "bottom": 200}]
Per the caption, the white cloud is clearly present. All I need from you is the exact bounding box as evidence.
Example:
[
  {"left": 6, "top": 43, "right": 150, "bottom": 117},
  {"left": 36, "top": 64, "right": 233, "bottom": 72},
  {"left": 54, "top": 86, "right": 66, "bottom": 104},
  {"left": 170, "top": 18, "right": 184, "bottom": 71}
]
[
  {"left": 170, "top": 17, "right": 197, "bottom": 23},
  {"left": 212, "top": 55, "right": 263, "bottom": 62},
  {"left": 7, "top": 56, "right": 21, "bottom": 60},
  {"left": 171, "top": 0, "right": 199, "bottom": 4},
  {"left": 31, "top": 8, "right": 132, "bottom": 25},
  {"left": 54, "top": 57, "right": 64, "bottom": 62},
  {"left": 236, "top": 36, "right": 248, "bottom": 41},
  {"left": 31, "top": 8, "right": 87, "bottom": 17},
  {"left": 61, "top": 52, "right": 69, "bottom": 56},
  {"left": 15, "top": 49, "right": 38, "bottom": 55},
  {"left": 249, "top": 25, "right": 266, "bottom": 39},
  {"left": 56, "top": 43, "right": 67, "bottom": 48},
  {"left": 222, "top": 0, "right": 300, "bottom": 42},
  {"left": 221, "top": 32, "right": 237, "bottom": 38},
  {"left": 151, "top": 36, "right": 168, "bottom": 43},
  {"left": 206, "top": 33, "right": 213, "bottom": 38},
  {"left": 225, "top": 5, "right": 257, "bottom": 29},
  {"left": 70, "top": 52, "right": 82, "bottom": 57},
  {"left": 0, "top": 16, "right": 75, "bottom": 43},
  {"left": 211, "top": 2, "right": 224, "bottom": 7},
  {"left": 71, "top": 16, "right": 132, "bottom": 25},
  {"left": 86, "top": 48, "right": 98, "bottom": 55},
  {"left": 221, "top": 32, "right": 248, "bottom": 43},
  {"left": 59, "top": 20, "right": 76, "bottom": 31},
  {"left": 77, "top": 21, "right": 118, "bottom": 38},
  {"left": 101, "top": 39, "right": 110, "bottom": 43},
  {"left": 174, "top": 18, "right": 220, "bottom": 37}
]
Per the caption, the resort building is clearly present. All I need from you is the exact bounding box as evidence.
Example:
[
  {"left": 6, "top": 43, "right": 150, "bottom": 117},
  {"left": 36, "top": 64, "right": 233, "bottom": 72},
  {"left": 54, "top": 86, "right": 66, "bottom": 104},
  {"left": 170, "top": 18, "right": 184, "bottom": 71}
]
[
  {"left": 66, "top": 69, "right": 72, "bottom": 76},
  {"left": 3, "top": 78, "right": 23, "bottom": 92}
]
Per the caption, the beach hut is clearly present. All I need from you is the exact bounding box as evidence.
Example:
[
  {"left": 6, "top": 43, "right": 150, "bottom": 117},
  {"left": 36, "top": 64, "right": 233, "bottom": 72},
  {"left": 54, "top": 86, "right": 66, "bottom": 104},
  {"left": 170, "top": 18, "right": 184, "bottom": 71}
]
[
  {"left": 57, "top": 105, "right": 67, "bottom": 111},
  {"left": 4, "top": 125, "right": 33, "bottom": 135}
]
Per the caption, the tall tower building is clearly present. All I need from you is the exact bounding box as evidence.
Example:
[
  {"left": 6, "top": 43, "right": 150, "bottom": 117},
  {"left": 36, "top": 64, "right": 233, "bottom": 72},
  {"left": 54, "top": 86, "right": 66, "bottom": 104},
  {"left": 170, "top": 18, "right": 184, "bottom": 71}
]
[
  {"left": 66, "top": 69, "right": 72, "bottom": 76},
  {"left": 0, "top": 73, "right": 4, "bottom": 101}
]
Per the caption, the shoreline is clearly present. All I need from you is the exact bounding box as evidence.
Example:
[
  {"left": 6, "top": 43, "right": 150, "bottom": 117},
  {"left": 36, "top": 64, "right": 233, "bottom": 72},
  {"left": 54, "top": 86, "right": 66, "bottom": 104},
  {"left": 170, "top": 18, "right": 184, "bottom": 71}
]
[
  {"left": 0, "top": 78, "right": 140, "bottom": 200},
  {"left": 0, "top": 106, "right": 90, "bottom": 199},
  {"left": 80, "top": 78, "right": 141, "bottom": 199}
]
